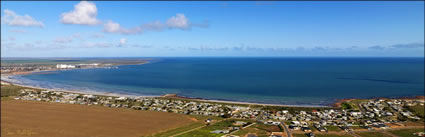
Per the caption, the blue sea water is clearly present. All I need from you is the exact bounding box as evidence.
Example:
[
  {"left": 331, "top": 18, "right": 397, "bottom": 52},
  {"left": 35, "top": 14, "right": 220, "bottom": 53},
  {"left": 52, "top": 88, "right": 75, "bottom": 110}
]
[{"left": 15, "top": 57, "right": 425, "bottom": 106}]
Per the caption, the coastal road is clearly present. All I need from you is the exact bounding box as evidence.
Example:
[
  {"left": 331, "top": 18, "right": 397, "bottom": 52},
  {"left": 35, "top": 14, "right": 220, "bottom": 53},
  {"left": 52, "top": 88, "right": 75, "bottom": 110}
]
[{"left": 281, "top": 122, "right": 292, "bottom": 137}]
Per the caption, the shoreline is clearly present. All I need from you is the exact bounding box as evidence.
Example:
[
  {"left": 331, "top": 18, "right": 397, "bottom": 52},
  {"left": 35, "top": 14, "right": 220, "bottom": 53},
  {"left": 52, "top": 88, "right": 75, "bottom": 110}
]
[
  {"left": 2, "top": 74, "right": 331, "bottom": 108},
  {"left": 2, "top": 77, "right": 330, "bottom": 108},
  {"left": 2, "top": 64, "right": 424, "bottom": 108}
]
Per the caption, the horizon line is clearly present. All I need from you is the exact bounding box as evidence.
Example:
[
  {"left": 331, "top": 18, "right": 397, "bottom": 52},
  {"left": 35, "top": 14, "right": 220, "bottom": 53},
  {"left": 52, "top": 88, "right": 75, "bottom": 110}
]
[{"left": 1, "top": 56, "right": 424, "bottom": 59}]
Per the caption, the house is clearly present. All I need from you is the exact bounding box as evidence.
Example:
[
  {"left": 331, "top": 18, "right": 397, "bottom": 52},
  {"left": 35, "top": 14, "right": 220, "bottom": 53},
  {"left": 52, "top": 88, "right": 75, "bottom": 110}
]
[
  {"left": 291, "top": 121, "right": 301, "bottom": 125},
  {"left": 306, "top": 132, "right": 315, "bottom": 137},
  {"left": 205, "top": 118, "right": 212, "bottom": 123},
  {"left": 270, "top": 132, "right": 284, "bottom": 137},
  {"left": 228, "top": 127, "right": 240, "bottom": 130},
  {"left": 340, "top": 126, "right": 353, "bottom": 132},
  {"left": 211, "top": 130, "right": 229, "bottom": 134},
  {"left": 264, "top": 121, "right": 280, "bottom": 125},
  {"left": 317, "top": 126, "right": 327, "bottom": 132},
  {"left": 302, "top": 127, "right": 312, "bottom": 132},
  {"left": 234, "top": 121, "right": 247, "bottom": 126},
  {"left": 289, "top": 125, "right": 301, "bottom": 130}
]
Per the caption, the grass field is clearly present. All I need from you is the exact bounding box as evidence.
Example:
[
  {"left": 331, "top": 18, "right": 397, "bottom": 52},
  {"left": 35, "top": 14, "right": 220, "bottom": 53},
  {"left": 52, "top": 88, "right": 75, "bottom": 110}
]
[
  {"left": 389, "top": 128, "right": 425, "bottom": 137},
  {"left": 294, "top": 133, "right": 353, "bottom": 137},
  {"left": 316, "top": 134, "right": 353, "bottom": 137},
  {"left": 175, "top": 119, "right": 254, "bottom": 137},
  {"left": 325, "top": 126, "right": 342, "bottom": 132},
  {"left": 408, "top": 105, "right": 425, "bottom": 118},
  {"left": 1, "top": 84, "right": 36, "bottom": 97},
  {"left": 150, "top": 122, "right": 205, "bottom": 137},
  {"left": 1, "top": 100, "right": 194, "bottom": 137},
  {"left": 175, "top": 119, "right": 236, "bottom": 137},
  {"left": 293, "top": 133, "right": 307, "bottom": 137},
  {"left": 149, "top": 115, "right": 223, "bottom": 137},
  {"left": 232, "top": 122, "right": 281, "bottom": 137},
  {"left": 356, "top": 131, "right": 388, "bottom": 137}
]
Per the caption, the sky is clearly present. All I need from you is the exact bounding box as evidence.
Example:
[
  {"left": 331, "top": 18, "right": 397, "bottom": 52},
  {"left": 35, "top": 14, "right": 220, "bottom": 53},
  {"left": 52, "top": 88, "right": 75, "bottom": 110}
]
[{"left": 1, "top": 1, "right": 424, "bottom": 57}]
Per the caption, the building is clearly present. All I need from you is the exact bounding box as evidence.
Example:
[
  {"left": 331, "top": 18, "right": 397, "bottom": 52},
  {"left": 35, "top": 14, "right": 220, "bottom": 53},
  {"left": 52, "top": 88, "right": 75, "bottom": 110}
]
[{"left": 56, "top": 64, "right": 76, "bottom": 69}]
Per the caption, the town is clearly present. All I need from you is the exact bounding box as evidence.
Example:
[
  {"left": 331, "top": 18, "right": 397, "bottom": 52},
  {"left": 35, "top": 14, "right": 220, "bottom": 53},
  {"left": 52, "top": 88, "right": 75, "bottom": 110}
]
[
  {"left": 1, "top": 63, "right": 118, "bottom": 74},
  {"left": 11, "top": 87, "right": 425, "bottom": 137}
]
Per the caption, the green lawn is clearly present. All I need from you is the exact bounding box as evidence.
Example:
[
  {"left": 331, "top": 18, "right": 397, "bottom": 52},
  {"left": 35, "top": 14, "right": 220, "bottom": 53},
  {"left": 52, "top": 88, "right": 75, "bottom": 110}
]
[
  {"left": 325, "top": 126, "right": 342, "bottom": 132},
  {"left": 232, "top": 125, "right": 268, "bottom": 137},
  {"left": 351, "top": 126, "right": 367, "bottom": 130},
  {"left": 316, "top": 134, "right": 353, "bottom": 137},
  {"left": 1, "top": 84, "right": 34, "bottom": 97},
  {"left": 176, "top": 119, "right": 242, "bottom": 137},
  {"left": 356, "top": 132, "right": 388, "bottom": 137},
  {"left": 293, "top": 133, "right": 307, "bottom": 137},
  {"left": 341, "top": 102, "right": 353, "bottom": 110},
  {"left": 150, "top": 122, "right": 205, "bottom": 137},
  {"left": 232, "top": 121, "right": 282, "bottom": 137},
  {"left": 408, "top": 105, "right": 425, "bottom": 118},
  {"left": 389, "top": 128, "right": 425, "bottom": 137},
  {"left": 150, "top": 115, "right": 224, "bottom": 137}
]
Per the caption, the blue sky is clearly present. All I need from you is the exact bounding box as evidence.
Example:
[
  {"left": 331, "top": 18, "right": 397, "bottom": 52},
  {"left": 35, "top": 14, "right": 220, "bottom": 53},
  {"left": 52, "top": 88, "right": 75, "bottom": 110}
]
[{"left": 1, "top": 1, "right": 424, "bottom": 57}]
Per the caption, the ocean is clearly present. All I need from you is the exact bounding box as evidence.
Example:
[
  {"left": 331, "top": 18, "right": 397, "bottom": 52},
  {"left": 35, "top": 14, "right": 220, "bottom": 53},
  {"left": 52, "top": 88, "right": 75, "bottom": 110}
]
[{"left": 11, "top": 57, "right": 425, "bottom": 106}]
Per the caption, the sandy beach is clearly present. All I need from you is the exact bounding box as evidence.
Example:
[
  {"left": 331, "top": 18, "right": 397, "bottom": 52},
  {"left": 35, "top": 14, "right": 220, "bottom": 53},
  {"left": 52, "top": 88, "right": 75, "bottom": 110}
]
[
  {"left": 1, "top": 71, "right": 331, "bottom": 108},
  {"left": 3, "top": 68, "right": 422, "bottom": 108}
]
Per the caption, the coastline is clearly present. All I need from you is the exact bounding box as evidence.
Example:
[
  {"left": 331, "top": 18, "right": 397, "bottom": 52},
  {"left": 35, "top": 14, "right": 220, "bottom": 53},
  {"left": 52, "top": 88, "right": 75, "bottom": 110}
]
[
  {"left": 2, "top": 76, "right": 331, "bottom": 108},
  {"left": 2, "top": 62, "right": 423, "bottom": 108},
  {"left": 2, "top": 72, "right": 332, "bottom": 108}
]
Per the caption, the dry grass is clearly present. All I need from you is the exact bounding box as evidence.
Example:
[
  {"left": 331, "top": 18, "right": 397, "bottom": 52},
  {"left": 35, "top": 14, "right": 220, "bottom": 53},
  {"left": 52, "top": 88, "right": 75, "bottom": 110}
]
[{"left": 1, "top": 100, "right": 194, "bottom": 137}]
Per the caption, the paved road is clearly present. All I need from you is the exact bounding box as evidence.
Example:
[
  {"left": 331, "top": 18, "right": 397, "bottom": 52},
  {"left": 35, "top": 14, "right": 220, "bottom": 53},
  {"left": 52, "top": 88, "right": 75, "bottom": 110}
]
[{"left": 281, "top": 122, "right": 292, "bottom": 137}]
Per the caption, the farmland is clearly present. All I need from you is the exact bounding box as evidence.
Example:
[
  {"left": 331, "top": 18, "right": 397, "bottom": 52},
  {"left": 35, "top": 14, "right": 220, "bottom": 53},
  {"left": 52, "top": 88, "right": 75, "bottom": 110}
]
[{"left": 1, "top": 100, "right": 195, "bottom": 137}]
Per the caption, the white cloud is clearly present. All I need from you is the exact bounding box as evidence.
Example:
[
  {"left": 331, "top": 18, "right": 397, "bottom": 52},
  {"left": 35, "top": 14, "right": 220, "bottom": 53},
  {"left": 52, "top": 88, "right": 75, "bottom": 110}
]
[
  {"left": 54, "top": 37, "right": 73, "bottom": 43},
  {"left": 119, "top": 38, "right": 127, "bottom": 46},
  {"left": 102, "top": 14, "right": 207, "bottom": 35},
  {"left": 166, "top": 13, "right": 190, "bottom": 30},
  {"left": 90, "top": 33, "right": 104, "bottom": 38},
  {"left": 1, "top": 42, "right": 16, "bottom": 48},
  {"left": 8, "top": 37, "right": 16, "bottom": 41},
  {"left": 53, "top": 33, "right": 81, "bottom": 43},
  {"left": 1, "top": 9, "right": 44, "bottom": 27},
  {"left": 81, "top": 42, "right": 114, "bottom": 48},
  {"left": 143, "top": 21, "right": 165, "bottom": 31},
  {"left": 60, "top": 1, "right": 101, "bottom": 25},
  {"left": 103, "top": 20, "right": 142, "bottom": 34},
  {"left": 9, "top": 29, "right": 27, "bottom": 33}
]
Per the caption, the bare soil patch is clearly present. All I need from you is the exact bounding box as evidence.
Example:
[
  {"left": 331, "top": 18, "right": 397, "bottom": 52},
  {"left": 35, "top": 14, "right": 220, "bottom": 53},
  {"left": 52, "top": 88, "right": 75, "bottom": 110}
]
[{"left": 1, "top": 100, "right": 193, "bottom": 137}]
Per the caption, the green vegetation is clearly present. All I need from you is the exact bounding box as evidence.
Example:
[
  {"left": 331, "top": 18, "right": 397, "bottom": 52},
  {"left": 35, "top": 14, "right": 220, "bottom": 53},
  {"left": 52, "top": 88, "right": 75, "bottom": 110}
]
[
  {"left": 189, "top": 115, "right": 223, "bottom": 121},
  {"left": 293, "top": 133, "right": 307, "bottom": 137},
  {"left": 176, "top": 120, "right": 231, "bottom": 137},
  {"left": 148, "top": 115, "right": 224, "bottom": 137},
  {"left": 341, "top": 102, "right": 353, "bottom": 110},
  {"left": 316, "top": 134, "right": 353, "bottom": 137},
  {"left": 389, "top": 128, "right": 425, "bottom": 137},
  {"left": 324, "top": 126, "right": 342, "bottom": 132},
  {"left": 356, "top": 132, "right": 388, "bottom": 137},
  {"left": 407, "top": 105, "right": 425, "bottom": 118},
  {"left": 150, "top": 122, "right": 205, "bottom": 137},
  {"left": 351, "top": 126, "right": 367, "bottom": 130},
  {"left": 232, "top": 122, "right": 281, "bottom": 137},
  {"left": 1, "top": 84, "right": 34, "bottom": 97},
  {"left": 176, "top": 119, "right": 252, "bottom": 137}
]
